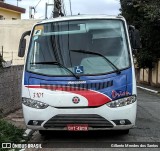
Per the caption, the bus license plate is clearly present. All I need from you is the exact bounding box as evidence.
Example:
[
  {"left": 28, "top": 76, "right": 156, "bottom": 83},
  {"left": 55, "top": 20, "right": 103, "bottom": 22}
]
[{"left": 67, "top": 124, "right": 88, "bottom": 131}]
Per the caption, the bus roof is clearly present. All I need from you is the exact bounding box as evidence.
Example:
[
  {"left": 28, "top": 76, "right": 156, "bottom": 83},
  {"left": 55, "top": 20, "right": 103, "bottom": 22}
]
[{"left": 37, "top": 15, "right": 125, "bottom": 24}]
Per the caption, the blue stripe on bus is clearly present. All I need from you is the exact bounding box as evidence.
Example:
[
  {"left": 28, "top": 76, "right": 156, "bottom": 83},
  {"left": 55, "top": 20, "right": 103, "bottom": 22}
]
[{"left": 24, "top": 68, "right": 132, "bottom": 100}]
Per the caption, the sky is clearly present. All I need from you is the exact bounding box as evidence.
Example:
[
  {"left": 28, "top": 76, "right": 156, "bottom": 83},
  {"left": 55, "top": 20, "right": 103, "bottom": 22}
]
[{"left": 5, "top": 0, "right": 121, "bottom": 19}]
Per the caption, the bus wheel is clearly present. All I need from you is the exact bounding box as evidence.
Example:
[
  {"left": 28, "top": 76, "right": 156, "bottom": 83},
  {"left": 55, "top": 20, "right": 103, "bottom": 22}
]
[
  {"left": 39, "top": 130, "right": 48, "bottom": 135},
  {"left": 119, "top": 129, "right": 129, "bottom": 135}
]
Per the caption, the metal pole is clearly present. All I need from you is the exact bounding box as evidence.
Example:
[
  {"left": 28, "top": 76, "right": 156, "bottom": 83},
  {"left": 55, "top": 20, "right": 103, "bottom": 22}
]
[
  {"left": 29, "top": 6, "right": 32, "bottom": 19},
  {"left": 29, "top": 6, "right": 34, "bottom": 19},
  {"left": 17, "top": 0, "right": 22, "bottom": 7},
  {"left": 54, "top": 0, "right": 59, "bottom": 18},
  {"left": 45, "top": 3, "right": 48, "bottom": 19},
  {"left": 45, "top": 3, "right": 54, "bottom": 19},
  {"left": 69, "top": 0, "right": 72, "bottom": 15},
  {"left": 12, "top": 51, "right": 13, "bottom": 63},
  {"left": 2, "top": 46, "right": 3, "bottom": 59}
]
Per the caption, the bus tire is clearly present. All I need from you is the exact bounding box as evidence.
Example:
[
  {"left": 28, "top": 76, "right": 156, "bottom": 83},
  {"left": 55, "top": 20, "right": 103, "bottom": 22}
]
[{"left": 39, "top": 130, "right": 48, "bottom": 135}]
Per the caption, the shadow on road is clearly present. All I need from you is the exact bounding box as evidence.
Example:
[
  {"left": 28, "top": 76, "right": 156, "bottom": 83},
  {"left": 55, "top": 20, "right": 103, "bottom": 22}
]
[
  {"left": 42, "top": 130, "right": 126, "bottom": 139},
  {"left": 35, "top": 130, "right": 130, "bottom": 148}
]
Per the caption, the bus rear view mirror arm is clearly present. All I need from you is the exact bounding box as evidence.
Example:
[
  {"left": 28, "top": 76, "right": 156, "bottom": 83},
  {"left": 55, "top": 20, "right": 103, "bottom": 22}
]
[{"left": 18, "top": 30, "right": 31, "bottom": 57}]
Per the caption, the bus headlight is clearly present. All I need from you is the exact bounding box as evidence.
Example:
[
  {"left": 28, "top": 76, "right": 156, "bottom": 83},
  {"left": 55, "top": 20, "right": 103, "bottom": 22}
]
[
  {"left": 22, "top": 98, "right": 49, "bottom": 109},
  {"left": 106, "top": 95, "right": 136, "bottom": 108}
]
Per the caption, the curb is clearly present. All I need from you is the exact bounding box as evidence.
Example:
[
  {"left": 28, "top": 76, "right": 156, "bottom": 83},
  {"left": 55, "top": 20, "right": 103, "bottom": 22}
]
[
  {"left": 21, "top": 129, "right": 35, "bottom": 143},
  {"left": 23, "top": 129, "right": 35, "bottom": 140},
  {"left": 137, "top": 86, "right": 159, "bottom": 94},
  {"left": 17, "top": 129, "right": 35, "bottom": 151},
  {"left": 23, "top": 129, "right": 35, "bottom": 138}
]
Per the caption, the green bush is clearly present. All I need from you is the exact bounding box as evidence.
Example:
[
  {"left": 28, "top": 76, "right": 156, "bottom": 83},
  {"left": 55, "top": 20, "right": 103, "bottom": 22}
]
[{"left": 0, "top": 119, "right": 26, "bottom": 143}]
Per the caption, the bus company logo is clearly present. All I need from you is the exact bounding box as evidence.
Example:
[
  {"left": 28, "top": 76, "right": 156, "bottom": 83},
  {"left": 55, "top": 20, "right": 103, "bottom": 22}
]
[
  {"left": 68, "top": 81, "right": 86, "bottom": 84},
  {"left": 72, "top": 96, "right": 80, "bottom": 104},
  {"left": 112, "top": 90, "right": 131, "bottom": 99}
]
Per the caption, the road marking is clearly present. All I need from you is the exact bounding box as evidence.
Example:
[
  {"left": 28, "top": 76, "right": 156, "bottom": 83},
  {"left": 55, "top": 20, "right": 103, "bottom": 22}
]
[{"left": 137, "top": 86, "right": 159, "bottom": 94}]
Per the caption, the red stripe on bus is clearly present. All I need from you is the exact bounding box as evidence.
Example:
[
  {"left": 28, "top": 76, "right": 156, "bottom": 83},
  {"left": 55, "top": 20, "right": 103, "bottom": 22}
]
[{"left": 26, "top": 85, "right": 111, "bottom": 106}]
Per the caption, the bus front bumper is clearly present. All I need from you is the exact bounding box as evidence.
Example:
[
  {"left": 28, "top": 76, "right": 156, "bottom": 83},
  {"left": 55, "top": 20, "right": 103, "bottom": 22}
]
[{"left": 22, "top": 101, "right": 137, "bottom": 131}]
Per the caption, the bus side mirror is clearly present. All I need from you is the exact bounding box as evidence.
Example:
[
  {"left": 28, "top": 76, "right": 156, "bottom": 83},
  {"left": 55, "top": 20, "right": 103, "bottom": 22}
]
[
  {"left": 18, "top": 39, "right": 26, "bottom": 57},
  {"left": 18, "top": 30, "right": 31, "bottom": 57},
  {"left": 129, "top": 25, "right": 141, "bottom": 50}
]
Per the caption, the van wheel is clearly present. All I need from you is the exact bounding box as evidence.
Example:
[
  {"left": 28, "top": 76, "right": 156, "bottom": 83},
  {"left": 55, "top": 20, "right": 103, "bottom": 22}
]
[
  {"left": 39, "top": 130, "right": 48, "bottom": 135},
  {"left": 119, "top": 129, "right": 129, "bottom": 135}
]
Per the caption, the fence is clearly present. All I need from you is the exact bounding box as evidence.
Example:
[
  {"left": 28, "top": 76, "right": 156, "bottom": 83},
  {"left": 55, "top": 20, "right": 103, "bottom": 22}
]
[
  {"left": 0, "top": 20, "right": 39, "bottom": 66},
  {"left": 1, "top": 46, "right": 25, "bottom": 65},
  {"left": 136, "top": 59, "right": 160, "bottom": 87}
]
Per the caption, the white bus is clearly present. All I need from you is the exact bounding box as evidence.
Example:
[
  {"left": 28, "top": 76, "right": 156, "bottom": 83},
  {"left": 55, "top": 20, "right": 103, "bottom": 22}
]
[{"left": 18, "top": 15, "right": 140, "bottom": 135}]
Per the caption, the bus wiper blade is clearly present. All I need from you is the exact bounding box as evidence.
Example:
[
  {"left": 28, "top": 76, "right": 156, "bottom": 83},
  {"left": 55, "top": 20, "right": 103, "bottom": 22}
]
[
  {"left": 70, "top": 49, "right": 121, "bottom": 74},
  {"left": 30, "top": 61, "right": 80, "bottom": 79}
]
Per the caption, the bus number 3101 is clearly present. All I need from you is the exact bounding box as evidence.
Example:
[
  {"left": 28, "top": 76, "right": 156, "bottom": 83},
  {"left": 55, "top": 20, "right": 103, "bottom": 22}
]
[{"left": 33, "top": 93, "right": 44, "bottom": 98}]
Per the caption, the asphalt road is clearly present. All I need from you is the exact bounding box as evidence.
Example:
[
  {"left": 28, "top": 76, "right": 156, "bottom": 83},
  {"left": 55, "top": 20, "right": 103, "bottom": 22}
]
[{"left": 29, "top": 88, "right": 160, "bottom": 150}]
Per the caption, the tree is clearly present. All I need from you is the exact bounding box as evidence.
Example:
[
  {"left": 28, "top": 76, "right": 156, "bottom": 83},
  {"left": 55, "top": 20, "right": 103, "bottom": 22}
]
[{"left": 120, "top": 0, "right": 160, "bottom": 69}]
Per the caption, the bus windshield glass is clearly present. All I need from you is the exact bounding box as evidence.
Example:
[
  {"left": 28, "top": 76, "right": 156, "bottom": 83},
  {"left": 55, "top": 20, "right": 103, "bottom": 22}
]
[{"left": 27, "top": 19, "right": 130, "bottom": 76}]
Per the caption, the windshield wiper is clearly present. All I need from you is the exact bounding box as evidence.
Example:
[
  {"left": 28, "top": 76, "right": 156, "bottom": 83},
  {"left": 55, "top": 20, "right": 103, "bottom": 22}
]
[
  {"left": 70, "top": 49, "right": 121, "bottom": 74},
  {"left": 30, "top": 61, "right": 80, "bottom": 79}
]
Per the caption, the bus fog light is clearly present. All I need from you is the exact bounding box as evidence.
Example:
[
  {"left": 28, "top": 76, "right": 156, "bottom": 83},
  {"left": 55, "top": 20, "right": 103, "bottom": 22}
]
[
  {"left": 28, "top": 120, "right": 44, "bottom": 126},
  {"left": 106, "top": 95, "right": 136, "bottom": 108},
  {"left": 33, "top": 120, "right": 39, "bottom": 125},
  {"left": 112, "top": 119, "right": 131, "bottom": 125},
  {"left": 22, "top": 98, "right": 49, "bottom": 109},
  {"left": 120, "top": 120, "right": 125, "bottom": 125}
]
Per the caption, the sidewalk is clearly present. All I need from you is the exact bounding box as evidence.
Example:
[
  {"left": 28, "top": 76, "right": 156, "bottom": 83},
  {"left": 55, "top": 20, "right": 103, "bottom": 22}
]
[{"left": 4, "top": 109, "right": 26, "bottom": 129}]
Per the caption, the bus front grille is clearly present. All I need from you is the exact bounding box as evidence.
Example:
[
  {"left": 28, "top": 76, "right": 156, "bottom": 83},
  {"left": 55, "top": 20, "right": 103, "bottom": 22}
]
[
  {"left": 40, "top": 80, "right": 113, "bottom": 91},
  {"left": 44, "top": 114, "right": 113, "bottom": 129}
]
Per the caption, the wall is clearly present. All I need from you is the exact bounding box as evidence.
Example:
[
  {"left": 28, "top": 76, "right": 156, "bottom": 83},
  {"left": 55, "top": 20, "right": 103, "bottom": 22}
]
[
  {"left": 0, "top": 8, "right": 21, "bottom": 19},
  {"left": 0, "top": 65, "right": 23, "bottom": 115},
  {"left": 158, "top": 60, "right": 160, "bottom": 84},
  {"left": 0, "top": 20, "right": 40, "bottom": 65},
  {"left": 137, "top": 59, "right": 160, "bottom": 86}
]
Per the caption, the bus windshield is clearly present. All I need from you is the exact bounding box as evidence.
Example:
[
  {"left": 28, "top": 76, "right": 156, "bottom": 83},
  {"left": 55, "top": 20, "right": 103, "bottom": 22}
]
[{"left": 27, "top": 19, "right": 130, "bottom": 76}]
